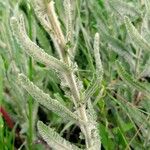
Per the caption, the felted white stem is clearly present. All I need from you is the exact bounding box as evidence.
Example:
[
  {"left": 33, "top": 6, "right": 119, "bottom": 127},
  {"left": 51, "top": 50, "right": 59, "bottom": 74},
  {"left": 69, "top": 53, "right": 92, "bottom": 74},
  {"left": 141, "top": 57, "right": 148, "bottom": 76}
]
[
  {"left": 64, "top": 71, "right": 94, "bottom": 148},
  {"left": 47, "top": 1, "right": 66, "bottom": 49}
]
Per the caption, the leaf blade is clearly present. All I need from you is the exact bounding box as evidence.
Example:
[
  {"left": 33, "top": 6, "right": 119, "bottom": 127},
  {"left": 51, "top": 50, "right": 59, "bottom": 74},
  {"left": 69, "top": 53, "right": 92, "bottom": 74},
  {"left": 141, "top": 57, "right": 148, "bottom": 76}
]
[
  {"left": 124, "top": 16, "right": 150, "bottom": 52},
  {"left": 116, "top": 61, "right": 150, "bottom": 97},
  {"left": 37, "top": 121, "right": 81, "bottom": 150},
  {"left": 18, "top": 73, "right": 83, "bottom": 123},
  {"left": 10, "top": 15, "right": 69, "bottom": 73}
]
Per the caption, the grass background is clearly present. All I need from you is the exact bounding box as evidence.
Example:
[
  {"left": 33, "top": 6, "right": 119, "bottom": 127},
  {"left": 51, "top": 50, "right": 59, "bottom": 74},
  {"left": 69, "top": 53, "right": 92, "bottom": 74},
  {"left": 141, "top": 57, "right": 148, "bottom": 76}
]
[{"left": 0, "top": 0, "right": 150, "bottom": 149}]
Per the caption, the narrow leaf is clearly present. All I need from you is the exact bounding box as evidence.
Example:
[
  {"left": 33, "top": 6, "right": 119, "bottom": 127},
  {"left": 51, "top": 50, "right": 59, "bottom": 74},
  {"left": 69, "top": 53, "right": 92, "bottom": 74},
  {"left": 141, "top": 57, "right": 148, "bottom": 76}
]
[
  {"left": 33, "top": 0, "right": 66, "bottom": 59},
  {"left": 10, "top": 15, "right": 69, "bottom": 73},
  {"left": 100, "top": 33, "right": 135, "bottom": 68},
  {"left": 37, "top": 121, "right": 81, "bottom": 150},
  {"left": 32, "top": 0, "right": 52, "bottom": 35},
  {"left": 94, "top": 33, "right": 103, "bottom": 76},
  {"left": 124, "top": 16, "right": 150, "bottom": 52},
  {"left": 116, "top": 61, "right": 150, "bottom": 97},
  {"left": 84, "top": 33, "right": 103, "bottom": 102},
  {"left": 33, "top": 0, "right": 65, "bottom": 47},
  {"left": 18, "top": 73, "right": 83, "bottom": 123},
  {"left": 109, "top": 0, "right": 140, "bottom": 18}
]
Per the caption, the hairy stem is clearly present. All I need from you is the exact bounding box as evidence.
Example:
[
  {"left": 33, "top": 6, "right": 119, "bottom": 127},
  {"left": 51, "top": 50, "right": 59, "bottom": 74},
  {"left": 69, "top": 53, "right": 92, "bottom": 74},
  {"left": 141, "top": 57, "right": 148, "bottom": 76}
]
[{"left": 64, "top": 58, "right": 93, "bottom": 149}]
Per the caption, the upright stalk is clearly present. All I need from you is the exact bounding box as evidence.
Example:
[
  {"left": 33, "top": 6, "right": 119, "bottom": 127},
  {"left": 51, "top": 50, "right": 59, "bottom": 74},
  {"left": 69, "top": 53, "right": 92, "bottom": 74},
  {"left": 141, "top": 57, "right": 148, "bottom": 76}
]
[
  {"left": 45, "top": 1, "right": 95, "bottom": 148},
  {"left": 65, "top": 69, "right": 93, "bottom": 148}
]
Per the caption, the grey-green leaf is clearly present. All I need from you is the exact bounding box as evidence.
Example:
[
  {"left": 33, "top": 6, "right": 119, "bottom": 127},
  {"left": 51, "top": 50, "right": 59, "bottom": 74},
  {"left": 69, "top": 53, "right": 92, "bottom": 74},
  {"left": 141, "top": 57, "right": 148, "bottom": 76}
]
[
  {"left": 84, "top": 33, "right": 103, "bottom": 102},
  {"left": 100, "top": 33, "right": 135, "bottom": 68},
  {"left": 109, "top": 0, "right": 140, "bottom": 18},
  {"left": 116, "top": 61, "right": 150, "bottom": 97},
  {"left": 37, "top": 121, "right": 81, "bottom": 150},
  {"left": 124, "top": 16, "right": 150, "bottom": 52},
  {"left": 10, "top": 15, "right": 69, "bottom": 73},
  {"left": 18, "top": 73, "right": 83, "bottom": 123}
]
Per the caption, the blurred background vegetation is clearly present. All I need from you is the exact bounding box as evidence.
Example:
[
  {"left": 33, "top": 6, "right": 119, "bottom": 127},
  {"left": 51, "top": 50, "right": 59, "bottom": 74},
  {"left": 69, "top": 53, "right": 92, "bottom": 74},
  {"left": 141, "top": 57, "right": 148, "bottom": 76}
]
[{"left": 0, "top": 0, "right": 150, "bottom": 149}]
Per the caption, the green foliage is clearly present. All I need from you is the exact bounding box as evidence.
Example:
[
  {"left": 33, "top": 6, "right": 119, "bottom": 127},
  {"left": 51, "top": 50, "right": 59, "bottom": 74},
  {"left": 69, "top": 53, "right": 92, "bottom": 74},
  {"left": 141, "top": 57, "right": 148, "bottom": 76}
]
[
  {"left": 0, "top": 0, "right": 150, "bottom": 150},
  {"left": 0, "top": 116, "right": 15, "bottom": 150}
]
